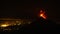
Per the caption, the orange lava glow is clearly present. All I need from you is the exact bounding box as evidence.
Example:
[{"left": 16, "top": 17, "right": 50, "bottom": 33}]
[{"left": 40, "top": 10, "right": 47, "bottom": 19}]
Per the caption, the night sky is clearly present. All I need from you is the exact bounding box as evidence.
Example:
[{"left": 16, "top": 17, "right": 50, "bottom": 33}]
[{"left": 0, "top": 0, "right": 60, "bottom": 24}]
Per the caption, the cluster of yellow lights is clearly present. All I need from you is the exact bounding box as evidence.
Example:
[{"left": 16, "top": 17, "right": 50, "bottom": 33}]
[
  {"left": 0, "top": 18, "right": 32, "bottom": 28},
  {"left": 0, "top": 24, "right": 9, "bottom": 27},
  {"left": 0, "top": 20, "right": 20, "bottom": 28}
]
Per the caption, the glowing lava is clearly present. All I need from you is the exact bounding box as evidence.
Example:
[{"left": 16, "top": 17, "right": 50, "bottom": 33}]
[{"left": 40, "top": 10, "right": 47, "bottom": 19}]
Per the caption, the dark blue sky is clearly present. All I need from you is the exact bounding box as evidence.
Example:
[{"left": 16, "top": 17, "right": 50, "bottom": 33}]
[{"left": 0, "top": 0, "right": 60, "bottom": 23}]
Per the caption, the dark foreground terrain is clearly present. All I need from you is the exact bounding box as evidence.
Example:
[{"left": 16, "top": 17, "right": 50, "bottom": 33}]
[{"left": 0, "top": 17, "right": 59, "bottom": 33}]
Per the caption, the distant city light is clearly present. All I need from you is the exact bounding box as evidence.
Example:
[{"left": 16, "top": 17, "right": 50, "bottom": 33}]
[
  {"left": 0, "top": 18, "right": 32, "bottom": 31},
  {"left": 0, "top": 24, "right": 9, "bottom": 27}
]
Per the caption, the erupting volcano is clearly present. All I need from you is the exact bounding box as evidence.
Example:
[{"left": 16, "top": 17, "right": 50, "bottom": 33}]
[{"left": 40, "top": 10, "right": 47, "bottom": 19}]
